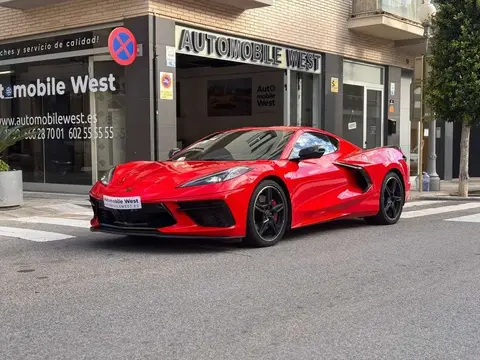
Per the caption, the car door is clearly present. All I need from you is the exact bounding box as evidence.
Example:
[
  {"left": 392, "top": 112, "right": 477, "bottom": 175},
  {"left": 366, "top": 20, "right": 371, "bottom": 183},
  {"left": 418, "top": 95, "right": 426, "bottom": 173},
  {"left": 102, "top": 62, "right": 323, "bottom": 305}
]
[{"left": 285, "top": 131, "right": 349, "bottom": 227}]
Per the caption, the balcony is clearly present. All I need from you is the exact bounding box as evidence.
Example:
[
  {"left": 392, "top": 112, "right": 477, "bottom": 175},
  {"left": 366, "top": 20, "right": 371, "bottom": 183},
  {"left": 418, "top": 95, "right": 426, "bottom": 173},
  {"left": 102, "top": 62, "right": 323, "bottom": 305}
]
[
  {"left": 210, "top": 0, "right": 273, "bottom": 10},
  {"left": 0, "top": 0, "right": 68, "bottom": 9},
  {"left": 348, "top": 0, "right": 425, "bottom": 41}
]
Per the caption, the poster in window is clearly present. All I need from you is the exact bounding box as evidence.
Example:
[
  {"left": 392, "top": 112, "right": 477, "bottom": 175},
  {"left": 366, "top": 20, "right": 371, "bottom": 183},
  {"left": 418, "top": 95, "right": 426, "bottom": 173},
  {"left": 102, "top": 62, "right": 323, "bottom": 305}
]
[{"left": 207, "top": 78, "right": 252, "bottom": 117}]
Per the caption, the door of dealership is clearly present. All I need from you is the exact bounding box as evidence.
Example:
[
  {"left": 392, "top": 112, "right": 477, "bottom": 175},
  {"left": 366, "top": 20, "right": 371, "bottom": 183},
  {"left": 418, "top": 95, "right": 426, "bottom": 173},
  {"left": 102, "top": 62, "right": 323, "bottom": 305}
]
[{"left": 342, "top": 60, "right": 385, "bottom": 149}]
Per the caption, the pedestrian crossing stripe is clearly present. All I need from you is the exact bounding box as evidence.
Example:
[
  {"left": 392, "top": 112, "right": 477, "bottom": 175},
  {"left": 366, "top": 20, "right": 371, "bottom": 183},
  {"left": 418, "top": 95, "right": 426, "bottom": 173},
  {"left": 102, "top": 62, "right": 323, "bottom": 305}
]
[
  {"left": 12, "top": 216, "right": 91, "bottom": 228},
  {"left": 0, "top": 226, "right": 74, "bottom": 242},
  {"left": 445, "top": 213, "right": 480, "bottom": 223},
  {"left": 403, "top": 200, "right": 447, "bottom": 208},
  {"left": 401, "top": 202, "right": 480, "bottom": 219}
]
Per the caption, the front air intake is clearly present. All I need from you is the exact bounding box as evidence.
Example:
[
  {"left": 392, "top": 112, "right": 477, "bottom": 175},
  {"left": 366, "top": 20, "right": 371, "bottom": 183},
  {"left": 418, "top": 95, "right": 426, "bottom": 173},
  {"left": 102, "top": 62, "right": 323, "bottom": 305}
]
[{"left": 177, "top": 200, "right": 236, "bottom": 228}]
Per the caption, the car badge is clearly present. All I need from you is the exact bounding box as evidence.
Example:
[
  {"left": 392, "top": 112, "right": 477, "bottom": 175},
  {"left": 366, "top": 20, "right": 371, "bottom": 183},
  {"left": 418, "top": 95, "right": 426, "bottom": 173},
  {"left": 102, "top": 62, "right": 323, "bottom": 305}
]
[{"left": 125, "top": 187, "right": 133, "bottom": 192}]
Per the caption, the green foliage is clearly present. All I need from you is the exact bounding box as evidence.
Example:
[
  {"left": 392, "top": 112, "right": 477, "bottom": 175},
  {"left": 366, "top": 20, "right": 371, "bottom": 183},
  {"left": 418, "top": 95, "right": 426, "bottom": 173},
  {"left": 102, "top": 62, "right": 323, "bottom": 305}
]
[
  {"left": 0, "top": 125, "right": 36, "bottom": 172},
  {"left": 425, "top": 0, "right": 480, "bottom": 126},
  {"left": 0, "top": 159, "right": 8, "bottom": 171}
]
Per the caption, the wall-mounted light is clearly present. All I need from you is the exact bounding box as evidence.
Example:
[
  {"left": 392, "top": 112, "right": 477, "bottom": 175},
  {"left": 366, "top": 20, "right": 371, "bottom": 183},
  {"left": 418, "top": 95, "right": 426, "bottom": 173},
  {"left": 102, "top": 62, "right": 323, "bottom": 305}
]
[{"left": 0, "top": 70, "right": 13, "bottom": 75}]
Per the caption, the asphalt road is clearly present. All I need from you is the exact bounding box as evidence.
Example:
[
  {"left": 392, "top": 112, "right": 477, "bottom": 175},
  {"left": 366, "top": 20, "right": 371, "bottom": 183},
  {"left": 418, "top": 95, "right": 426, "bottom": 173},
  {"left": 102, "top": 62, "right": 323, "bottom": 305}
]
[{"left": 1, "top": 200, "right": 480, "bottom": 360}]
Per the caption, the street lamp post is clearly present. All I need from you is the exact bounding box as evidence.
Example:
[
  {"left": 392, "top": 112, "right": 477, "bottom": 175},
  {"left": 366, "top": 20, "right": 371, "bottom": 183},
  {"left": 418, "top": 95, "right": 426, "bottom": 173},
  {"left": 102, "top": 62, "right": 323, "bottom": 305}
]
[{"left": 418, "top": 0, "right": 441, "bottom": 191}]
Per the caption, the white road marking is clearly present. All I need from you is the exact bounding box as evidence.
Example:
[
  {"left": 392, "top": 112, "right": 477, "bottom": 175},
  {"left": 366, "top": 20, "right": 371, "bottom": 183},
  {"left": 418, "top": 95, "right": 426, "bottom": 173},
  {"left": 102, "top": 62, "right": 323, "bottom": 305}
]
[
  {"left": 13, "top": 216, "right": 91, "bottom": 228},
  {"left": 401, "top": 202, "right": 480, "bottom": 219},
  {"left": 0, "top": 226, "right": 74, "bottom": 242},
  {"left": 445, "top": 213, "right": 480, "bottom": 223},
  {"left": 403, "top": 200, "right": 447, "bottom": 208}
]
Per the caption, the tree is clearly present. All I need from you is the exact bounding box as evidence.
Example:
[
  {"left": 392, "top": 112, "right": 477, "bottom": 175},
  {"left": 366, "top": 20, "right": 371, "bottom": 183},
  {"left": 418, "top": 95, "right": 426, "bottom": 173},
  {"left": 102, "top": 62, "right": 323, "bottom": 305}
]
[{"left": 425, "top": 0, "right": 480, "bottom": 197}]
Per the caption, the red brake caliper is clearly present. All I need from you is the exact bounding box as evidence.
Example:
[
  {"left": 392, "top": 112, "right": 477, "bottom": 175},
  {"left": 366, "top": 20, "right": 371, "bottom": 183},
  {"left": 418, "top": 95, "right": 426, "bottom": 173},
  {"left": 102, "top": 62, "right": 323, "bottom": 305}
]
[{"left": 271, "top": 199, "right": 278, "bottom": 221}]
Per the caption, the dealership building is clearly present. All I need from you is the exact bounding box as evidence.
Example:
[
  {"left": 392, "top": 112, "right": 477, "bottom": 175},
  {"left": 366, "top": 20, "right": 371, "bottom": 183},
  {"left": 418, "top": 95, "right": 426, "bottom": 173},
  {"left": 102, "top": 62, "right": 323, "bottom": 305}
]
[{"left": 0, "top": 0, "right": 459, "bottom": 193}]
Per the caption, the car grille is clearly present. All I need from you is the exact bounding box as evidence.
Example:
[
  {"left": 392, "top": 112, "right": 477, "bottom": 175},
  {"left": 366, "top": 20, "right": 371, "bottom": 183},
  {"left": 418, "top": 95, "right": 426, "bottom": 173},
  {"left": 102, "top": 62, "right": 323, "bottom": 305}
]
[
  {"left": 90, "top": 196, "right": 177, "bottom": 229},
  {"left": 177, "top": 200, "right": 235, "bottom": 228}
]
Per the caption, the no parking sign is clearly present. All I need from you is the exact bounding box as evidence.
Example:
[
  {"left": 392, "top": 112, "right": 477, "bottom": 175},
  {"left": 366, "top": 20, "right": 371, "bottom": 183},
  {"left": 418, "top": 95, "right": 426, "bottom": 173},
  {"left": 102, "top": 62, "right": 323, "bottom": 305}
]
[
  {"left": 160, "top": 72, "right": 173, "bottom": 100},
  {"left": 108, "top": 27, "right": 138, "bottom": 66}
]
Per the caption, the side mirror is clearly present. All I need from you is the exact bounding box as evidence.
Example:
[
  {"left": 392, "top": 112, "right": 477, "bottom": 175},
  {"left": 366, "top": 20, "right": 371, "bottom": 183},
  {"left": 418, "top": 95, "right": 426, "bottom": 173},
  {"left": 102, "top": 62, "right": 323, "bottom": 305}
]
[
  {"left": 296, "top": 145, "right": 325, "bottom": 160},
  {"left": 168, "top": 148, "right": 181, "bottom": 158}
]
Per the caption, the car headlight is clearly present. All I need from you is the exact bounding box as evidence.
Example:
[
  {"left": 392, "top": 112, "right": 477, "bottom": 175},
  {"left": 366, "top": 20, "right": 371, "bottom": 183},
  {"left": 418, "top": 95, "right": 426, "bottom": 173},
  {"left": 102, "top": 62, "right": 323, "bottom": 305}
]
[
  {"left": 178, "top": 166, "right": 252, "bottom": 188},
  {"left": 100, "top": 166, "right": 116, "bottom": 186}
]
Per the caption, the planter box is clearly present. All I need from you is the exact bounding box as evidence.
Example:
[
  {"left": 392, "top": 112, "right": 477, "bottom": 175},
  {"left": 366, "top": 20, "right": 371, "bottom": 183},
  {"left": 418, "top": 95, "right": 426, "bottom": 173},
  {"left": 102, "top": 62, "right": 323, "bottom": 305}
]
[{"left": 0, "top": 170, "right": 23, "bottom": 208}]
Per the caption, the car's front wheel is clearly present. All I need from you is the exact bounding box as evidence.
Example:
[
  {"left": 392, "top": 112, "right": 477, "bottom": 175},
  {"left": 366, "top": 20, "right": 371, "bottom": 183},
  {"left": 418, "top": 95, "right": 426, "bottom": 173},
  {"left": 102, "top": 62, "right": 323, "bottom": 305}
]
[
  {"left": 364, "top": 171, "right": 405, "bottom": 225},
  {"left": 244, "top": 180, "right": 289, "bottom": 247}
]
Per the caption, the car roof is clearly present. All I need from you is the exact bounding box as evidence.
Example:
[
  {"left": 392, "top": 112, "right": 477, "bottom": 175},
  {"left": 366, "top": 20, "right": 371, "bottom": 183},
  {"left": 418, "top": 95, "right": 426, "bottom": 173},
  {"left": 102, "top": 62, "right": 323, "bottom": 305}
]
[{"left": 218, "top": 125, "right": 339, "bottom": 138}]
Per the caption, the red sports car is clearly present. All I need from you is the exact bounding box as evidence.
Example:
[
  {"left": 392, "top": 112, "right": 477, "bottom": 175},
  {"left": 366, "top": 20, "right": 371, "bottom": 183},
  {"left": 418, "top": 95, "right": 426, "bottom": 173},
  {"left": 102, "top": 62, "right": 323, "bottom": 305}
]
[{"left": 89, "top": 126, "right": 410, "bottom": 247}]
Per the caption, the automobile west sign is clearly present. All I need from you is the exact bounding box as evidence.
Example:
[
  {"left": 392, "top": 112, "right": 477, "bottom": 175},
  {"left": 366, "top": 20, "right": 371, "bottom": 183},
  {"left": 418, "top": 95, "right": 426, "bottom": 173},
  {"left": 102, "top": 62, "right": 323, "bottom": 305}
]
[{"left": 175, "top": 25, "right": 321, "bottom": 74}]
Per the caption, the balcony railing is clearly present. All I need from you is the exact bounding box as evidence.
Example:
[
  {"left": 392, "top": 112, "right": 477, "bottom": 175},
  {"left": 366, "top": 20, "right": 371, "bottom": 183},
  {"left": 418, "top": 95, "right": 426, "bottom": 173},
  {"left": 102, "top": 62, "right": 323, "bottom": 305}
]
[{"left": 351, "top": 0, "right": 424, "bottom": 24}]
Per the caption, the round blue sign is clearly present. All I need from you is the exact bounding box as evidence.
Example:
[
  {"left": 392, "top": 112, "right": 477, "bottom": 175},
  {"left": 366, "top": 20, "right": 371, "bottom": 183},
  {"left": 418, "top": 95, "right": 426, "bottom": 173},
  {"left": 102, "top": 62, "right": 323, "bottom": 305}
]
[{"left": 108, "top": 27, "right": 138, "bottom": 66}]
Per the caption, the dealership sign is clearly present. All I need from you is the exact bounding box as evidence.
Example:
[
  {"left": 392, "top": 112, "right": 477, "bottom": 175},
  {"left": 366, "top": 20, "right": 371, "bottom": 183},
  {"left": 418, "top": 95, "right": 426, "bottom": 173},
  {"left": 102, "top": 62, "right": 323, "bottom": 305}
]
[
  {"left": 175, "top": 26, "right": 321, "bottom": 74},
  {"left": 0, "top": 74, "right": 116, "bottom": 99}
]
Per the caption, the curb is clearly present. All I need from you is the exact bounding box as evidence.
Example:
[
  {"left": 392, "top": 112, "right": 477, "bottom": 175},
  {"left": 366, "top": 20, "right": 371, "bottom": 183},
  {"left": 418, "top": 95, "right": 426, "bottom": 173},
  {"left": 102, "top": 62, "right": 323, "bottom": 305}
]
[{"left": 417, "top": 195, "right": 480, "bottom": 201}]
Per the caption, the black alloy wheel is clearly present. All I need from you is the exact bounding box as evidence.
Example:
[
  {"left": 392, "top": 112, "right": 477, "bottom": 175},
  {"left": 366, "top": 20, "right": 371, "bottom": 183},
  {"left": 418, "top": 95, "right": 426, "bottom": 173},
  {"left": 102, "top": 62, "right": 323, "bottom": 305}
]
[
  {"left": 244, "top": 180, "right": 289, "bottom": 247},
  {"left": 364, "top": 171, "right": 404, "bottom": 225},
  {"left": 383, "top": 176, "right": 403, "bottom": 221}
]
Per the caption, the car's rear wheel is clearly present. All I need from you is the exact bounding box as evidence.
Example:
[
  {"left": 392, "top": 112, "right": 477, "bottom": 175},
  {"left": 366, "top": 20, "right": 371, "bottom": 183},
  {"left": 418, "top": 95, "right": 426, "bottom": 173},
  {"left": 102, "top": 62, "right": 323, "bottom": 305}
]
[
  {"left": 244, "top": 180, "right": 289, "bottom": 247},
  {"left": 364, "top": 171, "right": 404, "bottom": 225}
]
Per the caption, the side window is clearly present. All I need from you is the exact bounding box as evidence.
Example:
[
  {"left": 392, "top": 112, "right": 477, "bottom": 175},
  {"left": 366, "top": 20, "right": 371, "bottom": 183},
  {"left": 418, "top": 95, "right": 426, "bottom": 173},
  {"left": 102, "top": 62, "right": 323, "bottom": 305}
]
[{"left": 289, "top": 132, "right": 338, "bottom": 159}]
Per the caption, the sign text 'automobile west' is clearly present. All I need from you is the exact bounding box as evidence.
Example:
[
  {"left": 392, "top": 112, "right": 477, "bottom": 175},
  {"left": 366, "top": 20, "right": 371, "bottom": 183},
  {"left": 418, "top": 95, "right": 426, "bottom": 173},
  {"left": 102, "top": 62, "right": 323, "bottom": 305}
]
[{"left": 0, "top": 74, "right": 117, "bottom": 99}]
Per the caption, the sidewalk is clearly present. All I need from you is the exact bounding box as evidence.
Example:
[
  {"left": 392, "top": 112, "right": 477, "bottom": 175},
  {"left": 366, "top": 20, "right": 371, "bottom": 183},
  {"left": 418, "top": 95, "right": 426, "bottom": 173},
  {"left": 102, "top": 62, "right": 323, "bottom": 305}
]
[
  {"left": 21, "top": 191, "right": 90, "bottom": 207},
  {"left": 409, "top": 177, "right": 480, "bottom": 201},
  {"left": 0, "top": 191, "right": 92, "bottom": 220}
]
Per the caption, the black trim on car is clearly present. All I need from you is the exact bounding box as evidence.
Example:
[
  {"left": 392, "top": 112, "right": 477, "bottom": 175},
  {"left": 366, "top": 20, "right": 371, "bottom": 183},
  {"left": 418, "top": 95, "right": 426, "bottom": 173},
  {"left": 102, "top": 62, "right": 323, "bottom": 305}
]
[
  {"left": 334, "top": 162, "right": 373, "bottom": 193},
  {"left": 90, "top": 226, "right": 241, "bottom": 242},
  {"left": 177, "top": 200, "right": 236, "bottom": 228}
]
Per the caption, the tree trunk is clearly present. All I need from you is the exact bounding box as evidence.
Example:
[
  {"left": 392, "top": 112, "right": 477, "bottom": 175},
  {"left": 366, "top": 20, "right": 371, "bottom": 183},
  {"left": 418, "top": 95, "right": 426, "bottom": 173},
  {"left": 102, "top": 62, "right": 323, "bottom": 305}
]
[{"left": 458, "top": 120, "right": 471, "bottom": 197}]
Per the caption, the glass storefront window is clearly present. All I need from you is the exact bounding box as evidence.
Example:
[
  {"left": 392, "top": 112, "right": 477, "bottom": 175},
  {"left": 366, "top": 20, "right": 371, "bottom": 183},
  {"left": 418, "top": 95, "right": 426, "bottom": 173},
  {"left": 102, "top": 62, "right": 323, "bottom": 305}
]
[
  {"left": 343, "top": 60, "right": 384, "bottom": 85},
  {"left": 0, "top": 56, "right": 126, "bottom": 186},
  {"left": 90, "top": 58, "right": 126, "bottom": 181}
]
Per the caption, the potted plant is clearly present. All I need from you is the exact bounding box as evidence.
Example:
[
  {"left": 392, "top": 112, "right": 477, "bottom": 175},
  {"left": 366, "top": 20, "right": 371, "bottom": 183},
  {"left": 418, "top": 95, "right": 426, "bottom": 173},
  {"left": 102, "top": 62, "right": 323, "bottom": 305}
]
[{"left": 0, "top": 125, "right": 35, "bottom": 208}]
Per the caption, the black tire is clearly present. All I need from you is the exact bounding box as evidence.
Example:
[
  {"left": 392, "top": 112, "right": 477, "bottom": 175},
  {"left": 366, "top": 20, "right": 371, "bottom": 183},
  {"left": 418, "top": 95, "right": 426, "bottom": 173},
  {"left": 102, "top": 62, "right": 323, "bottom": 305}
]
[
  {"left": 364, "top": 171, "right": 405, "bottom": 225},
  {"left": 243, "top": 180, "right": 290, "bottom": 247}
]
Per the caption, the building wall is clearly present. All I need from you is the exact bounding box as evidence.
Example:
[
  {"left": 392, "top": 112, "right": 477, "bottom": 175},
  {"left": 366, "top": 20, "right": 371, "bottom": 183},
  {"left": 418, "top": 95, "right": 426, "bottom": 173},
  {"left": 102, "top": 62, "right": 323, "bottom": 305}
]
[
  {"left": 0, "top": 0, "right": 148, "bottom": 41},
  {"left": 148, "top": 0, "right": 415, "bottom": 69},
  {"left": 0, "top": 0, "right": 415, "bottom": 69}
]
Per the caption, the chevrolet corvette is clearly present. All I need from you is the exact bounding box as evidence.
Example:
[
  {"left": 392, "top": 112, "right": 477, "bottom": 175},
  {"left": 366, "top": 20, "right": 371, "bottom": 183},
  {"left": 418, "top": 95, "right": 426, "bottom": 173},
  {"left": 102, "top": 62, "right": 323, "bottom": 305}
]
[{"left": 89, "top": 126, "right": 410, "bottom": 247}]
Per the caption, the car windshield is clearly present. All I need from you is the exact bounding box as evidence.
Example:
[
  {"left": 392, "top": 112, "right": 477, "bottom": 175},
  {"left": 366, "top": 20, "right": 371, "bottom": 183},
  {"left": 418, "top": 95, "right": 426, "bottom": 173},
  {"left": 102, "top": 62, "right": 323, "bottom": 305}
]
[{"left": 170, "top": 129, "right": 295, "bottom": 161}]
